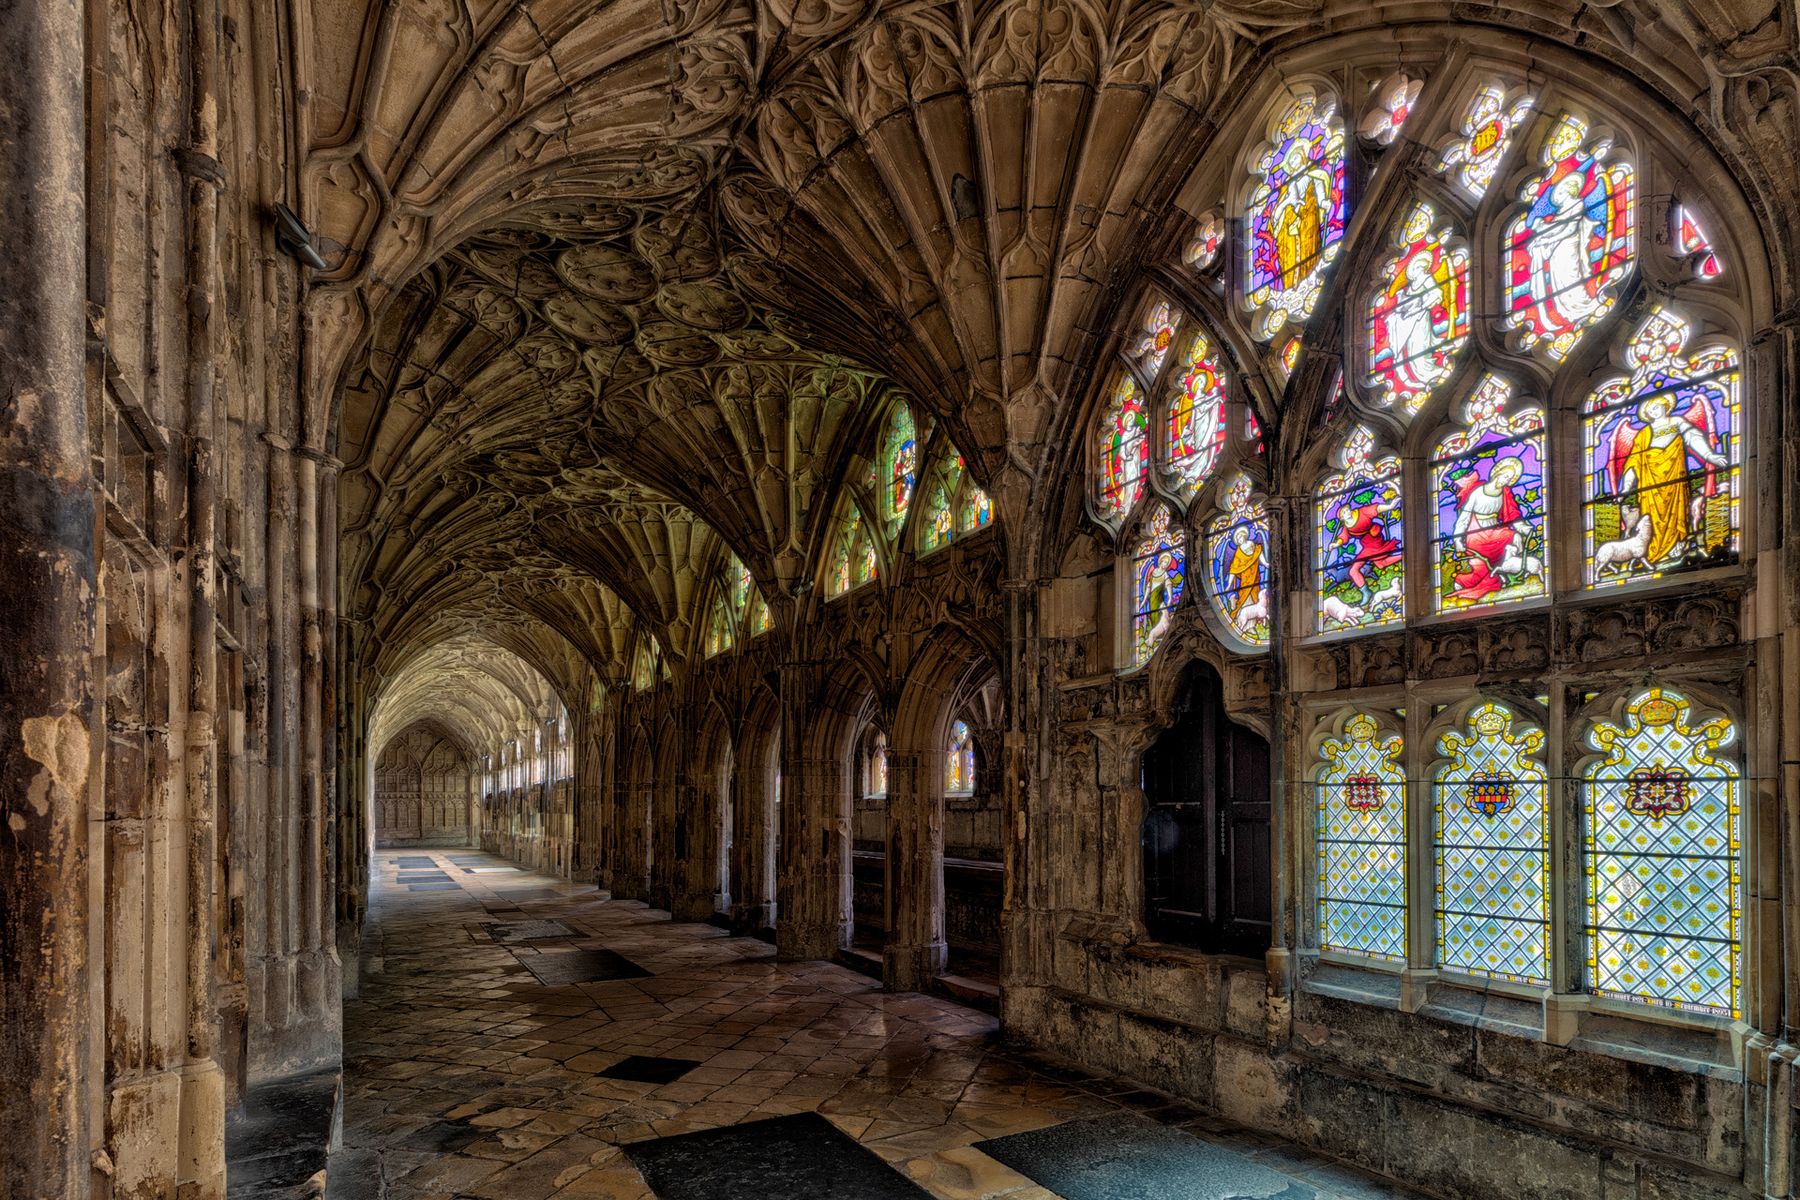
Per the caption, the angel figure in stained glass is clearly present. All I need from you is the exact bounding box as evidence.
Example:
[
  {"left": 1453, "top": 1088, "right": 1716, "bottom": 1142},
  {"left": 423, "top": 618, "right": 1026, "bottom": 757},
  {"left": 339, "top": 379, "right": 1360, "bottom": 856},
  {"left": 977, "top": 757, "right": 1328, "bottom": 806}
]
[
  {"left": 1589, "top": 311, "right": 1737, "bottom": 578},
  {"left": 1368, "top": 204, "right": 1469, "bottom": 411},
  {"left": 1504, "top": 116, "right": 1635, "bottom": 359}
]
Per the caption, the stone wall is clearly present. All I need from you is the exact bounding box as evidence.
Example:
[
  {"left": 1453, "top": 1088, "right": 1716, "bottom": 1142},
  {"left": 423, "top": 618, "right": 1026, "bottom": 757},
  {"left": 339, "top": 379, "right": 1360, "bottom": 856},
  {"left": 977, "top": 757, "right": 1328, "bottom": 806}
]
[{"left": 373, "top": 726, "right": 471, "bottom": 848}]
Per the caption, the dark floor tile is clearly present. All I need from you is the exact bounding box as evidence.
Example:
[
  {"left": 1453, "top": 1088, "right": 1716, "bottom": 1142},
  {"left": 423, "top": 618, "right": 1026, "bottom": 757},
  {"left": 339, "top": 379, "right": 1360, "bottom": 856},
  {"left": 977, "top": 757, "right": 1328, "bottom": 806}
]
[
  {"left": 514, "top": 947, "right": 649, "bottom": 985},
  {"left": 406, "top": 882, "right": 461, "bottom": 892},
  {"left": 596, "top": 1055, "right": 704, "bottom": 1084},
  {"left": 395, "top": 1120, "right": 487, "bottom": 1154},
  {"left": 394, "top": 857, "right": 436, "bottom": 868},
  {"left": 481, "top": 919, "right": 574, "bottom": 944},
  {"left": 623, "top": 1112, "right": 931, "bottom": 1200},
  {"left": 397, "top": 872, "right": 450, "bottom": 882},
  {"left": 976, "top": 1112, "right": 1315, "bottom": 1200}
]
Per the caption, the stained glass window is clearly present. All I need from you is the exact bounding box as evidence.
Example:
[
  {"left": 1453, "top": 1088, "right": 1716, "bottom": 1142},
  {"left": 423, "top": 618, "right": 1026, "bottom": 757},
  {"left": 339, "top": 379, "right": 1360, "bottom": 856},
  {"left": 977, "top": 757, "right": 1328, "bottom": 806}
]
[
  {"left": 1360, "top": 73, "right": 1421, "bottom": 146},
  {"left": 921, "top": 477, "right": 954, "bottom": 554},
  {"left": 747, "top": 590, "right": 772, "bottom": 635},
  {"left": 1367, "top": 202, "right": 1471, "bottom": 414},
  {"left": 1431, "top": 373, "right": 1548, "bottom": 612},
  {"left": 868, "top": 737, "right": 888, "bottom": 798},
  {"left": 1583, "top": 688, "right": 1740, "bottom": 1018},
  {"left": 1583, "top": 308, "right": 1739, "bottom": 587},
  {"left": 1438, "top": 82, "right": 1533, "bottom": 200},
  {"left": 828, "top": 507, "right": 877, "bottom": 597},
  {"left": 1205, "top": 474, "right": 1271, "bottom": 647},
  {"left": 1673, "top": 204, "right": 1722, "bottom": 278},
  {"left": 1317, "top": 712, "right": 1407, "bottom": 961},
  {"left": 1131, "top": 507, "right": 1186, "bottom": 667},
  {"left": 1245, "top": 93, "right": 1348, "bottom": 338},
  {"left": 959, "top": 485, "right": 992, "bottom": 533},
  {"left": 1503, "top": 113, "right": 1636, "bottom": 360},
  {"left": 631, "top": 640, "right": 657, "bottom": 692},
  {"left": 704, "top": 594, "right": 733, "bottom": 657},
  {"left": 1185, "top": 212, "right": 1223, "bottom": 270},
  {"left": 1315, "top": 426, "right": 1405, "bottom": 633},
  {"left": 1434, "top": 703, "right": 1549, "bottom": 983},
  {"left": 1097, "top": 373, "right": 1148, "bottom": 519},
  {"left": 1164, "top": 329, "right": 1229, "bottom": 496},
  {"left": 946, "top": 720, "right": 975, "bottom": 795},
  {"left": 1278, "top": 337, "right": 1301, "bottom": 381},
  {"left": 730, "top": 561, "right": 751, "bottom": 616},
  {"left": 880, "top": 405, "right": 919, "bottom": 527},
  {"left": 1133, "top": 298, "right": 1179, "bottom": 378}
]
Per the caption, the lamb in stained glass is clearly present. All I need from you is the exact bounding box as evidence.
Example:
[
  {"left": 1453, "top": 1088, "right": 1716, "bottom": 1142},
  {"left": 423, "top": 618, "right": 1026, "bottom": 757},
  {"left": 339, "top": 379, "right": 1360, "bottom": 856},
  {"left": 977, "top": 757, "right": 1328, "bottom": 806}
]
[
  {"left": 1583, "top": 308, "right": 1738, "bottom": 586},
  {"left": 1245, "top": 92, "right": 1348, "bottom": 339},
  {"left": 1367, "top": 202, "right": 1470, "bottom": 414},
  {"left": 1432, "top": 374, "right": 1548, "bottom": 612},
  {"left": 1503, "top": 113, "right": 1636, "bottom": 360},
  {"left": 1583, "top": 687, "right": 1740, "bottom": 1018},
  {"left": 1164, "top": 329, "right": 1229, "bottom": 495},
  {"left": 1315, "top": 426, "right": 1405, "bottom": 633},
  {"left": 1131, "top": 507, "right": 1186, "bottom": 666},
  {"left": 1096, "top": 373, "right": 1147, "bottom": 519},
  {"left": 1437, "top": 82, "right": 1534, "bottom": 199},
  {"left": 1205, "top": 474, "right": 1270, "bottom": 647}
]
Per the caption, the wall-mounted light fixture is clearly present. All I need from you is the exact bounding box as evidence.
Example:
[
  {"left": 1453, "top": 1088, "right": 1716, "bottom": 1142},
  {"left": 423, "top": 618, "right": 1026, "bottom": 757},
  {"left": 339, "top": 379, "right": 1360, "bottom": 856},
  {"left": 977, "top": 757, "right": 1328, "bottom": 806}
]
[{"left": 272, "top": 202, "right": 329, "bottom": 271}]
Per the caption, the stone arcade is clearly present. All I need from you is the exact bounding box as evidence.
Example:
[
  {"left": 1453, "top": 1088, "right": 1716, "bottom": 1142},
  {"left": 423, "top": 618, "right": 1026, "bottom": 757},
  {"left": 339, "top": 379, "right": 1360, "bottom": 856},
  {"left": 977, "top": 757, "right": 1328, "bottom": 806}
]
[{"left": 2, "top": 1, "right": 1797, "bottom": 1198}]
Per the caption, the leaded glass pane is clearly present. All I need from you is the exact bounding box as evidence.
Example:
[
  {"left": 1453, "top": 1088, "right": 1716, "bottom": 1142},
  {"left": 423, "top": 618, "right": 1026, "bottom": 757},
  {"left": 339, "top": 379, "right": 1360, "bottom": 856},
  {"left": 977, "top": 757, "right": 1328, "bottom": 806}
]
[
  {"left": 1317, "top": 713, "right": 1407, "bottom": 961},
  {"left": 1367, "top": 202, "right": 1470, "bottom": 415},
  {"left": 1434, "top": 703, "right": 1549, "bottom": 983},
  {"left": 1432, "top": 374, "right": 1548, "bottom": 613},
  {"left": 881, "top": 406, "right": 919, "bottom": 527},
  {"left": 1315, "top": 426, "right": 1405, "bottom": 633},
  {"left": 1674, "top": 204, "right": 1722, "bottom": 278},
  {"left": 1583, "top": 688, "right": 1740, "bottom": 1018},
  {"left": 1246, "top": 93, "right": 1348, "bottom": 339},
  {"left": 1131, "top": 507, "right": 1186, "bottom": 667},
  {"left": 1204, "top": 475, "right": 1270, "bottom": 647},
  {"left": 946, "top": 720, "right": 975, "bottom": 795},
  {"left": 1583, "top": 309, "right": 1739, "bottom": 588},
  {"left": 1164, "top": 330, "right": 1229, "bottom": 496},
  {"left": 1097, "top": 373, "right": 1147, "bottom": 519},
  {"left": 1437, "top": 82, "right": 1533, "bottom": 200},
  {"left": 1502, "top": 113, "right": 1636, "bottom": 361}
]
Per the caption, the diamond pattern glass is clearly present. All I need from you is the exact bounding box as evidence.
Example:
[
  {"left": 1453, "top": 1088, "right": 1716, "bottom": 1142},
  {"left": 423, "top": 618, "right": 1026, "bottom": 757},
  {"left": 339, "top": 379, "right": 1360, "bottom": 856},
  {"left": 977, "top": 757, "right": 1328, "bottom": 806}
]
[{"left": 1317, "top": 712, "right": 1407, "bottom": 962}]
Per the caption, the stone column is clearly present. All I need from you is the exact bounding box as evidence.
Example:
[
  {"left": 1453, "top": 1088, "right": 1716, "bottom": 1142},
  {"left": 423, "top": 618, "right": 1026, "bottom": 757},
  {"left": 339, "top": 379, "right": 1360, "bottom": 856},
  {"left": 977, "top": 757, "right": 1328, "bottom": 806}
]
[
  {"left": 882, "top": 747, "right": 947, "bottom": 991},
  {"left": 730, "top": 719, "right": 776, "bottom": 934},
  {"left": 668, "top": 707, "right": 720, "bottom": 922},
  {"left": 0, "top": 0, "right": 93, "bottom": 1194},
  {"left": 777, "top": 660, "right": 851, "bottom": 961}
]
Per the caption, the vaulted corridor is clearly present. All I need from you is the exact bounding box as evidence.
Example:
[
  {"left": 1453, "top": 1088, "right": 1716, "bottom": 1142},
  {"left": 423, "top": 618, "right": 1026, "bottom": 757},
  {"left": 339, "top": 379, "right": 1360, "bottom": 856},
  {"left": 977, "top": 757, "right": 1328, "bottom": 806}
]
[{"left": 307, "top": 851, "right": 1416, "bottom": 1200}]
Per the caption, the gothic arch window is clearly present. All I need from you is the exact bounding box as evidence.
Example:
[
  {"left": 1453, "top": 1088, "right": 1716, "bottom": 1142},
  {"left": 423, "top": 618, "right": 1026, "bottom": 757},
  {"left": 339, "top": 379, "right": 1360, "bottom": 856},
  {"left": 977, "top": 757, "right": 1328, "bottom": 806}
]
[
  {"left": 630, "top": 638, "right": 660, "bottom": 692},
  {"left": 1314, "top": 711, "right": 1407, "bottom": 962},
  {"left": 879, "top": 402, "right": 919, "bottom": 533},
  {"left": 1315, "top": 425, "right": 1404, "bottom": 634},
  {"left": 1581, "top": 687, "right": 1741, "bottom": 1018},
  {"left": 865, "top": 732, "right": 889, "bottom": 800},
  {"left": 1095, "top": 370, "right": 1148, "bottom": 521},
  {"left": 945, "top": 720, "right": 975, "bottom": 797},
  {"left": 1430, "top": 374, "right": 1548, "bottom": 613},
  {"left": 918, "top": 445, "right": 993, "bottom": 556},
  {"left": 703, "top": 590, "right": 734, "bottom": 658},
  {"left": 1243, "top": 90, "right": 1349, "bottom": 340},
  {"left": 1365, "top": 201, "right": 1471, "bottom": 416},
  {"left": 1204, "top": 474, "right": 1271, "bottom": 648},
  {"left": 1432, "top": 701, "right": 1550, "bottom": 983},
  {"left": 1130, "top": 506, "right": 1186, "bottom": 667},
  {"left": 826, "top": 502, "right": 878, "bottom": 599}
]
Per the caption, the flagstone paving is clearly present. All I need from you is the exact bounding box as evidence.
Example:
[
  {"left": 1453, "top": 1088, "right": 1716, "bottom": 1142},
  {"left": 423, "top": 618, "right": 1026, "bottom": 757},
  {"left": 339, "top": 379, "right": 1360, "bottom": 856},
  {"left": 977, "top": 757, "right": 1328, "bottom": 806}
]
[{"left": 328, "top": 850, "right": 1427, "bottom": 1200}]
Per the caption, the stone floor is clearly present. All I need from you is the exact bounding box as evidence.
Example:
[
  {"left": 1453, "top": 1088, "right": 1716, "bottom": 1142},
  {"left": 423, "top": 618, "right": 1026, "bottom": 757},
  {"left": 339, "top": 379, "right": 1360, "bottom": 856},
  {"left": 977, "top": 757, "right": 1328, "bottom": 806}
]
[{"left": 325, "top": 849, "right": 1429, "bottom": 1200}]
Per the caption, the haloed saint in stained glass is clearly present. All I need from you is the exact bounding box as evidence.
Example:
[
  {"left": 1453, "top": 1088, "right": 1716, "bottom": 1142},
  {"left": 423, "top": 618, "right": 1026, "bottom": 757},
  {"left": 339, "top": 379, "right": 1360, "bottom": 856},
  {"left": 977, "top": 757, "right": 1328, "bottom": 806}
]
[
  {"left": 881, "top": 406, "right": 918, "bottom": 525},
  {"left": 1583, "top": 688, "right": 1741, "bottom": 1018},
  {"left": 959, "top": 484, "right": 992, "bottom": 533},
  {"left": 922, "top": 477, "right": 954, "bottom": 553},
  {"left": 1674, "top": 204, "right": 1723, "bottom": 278},
  {"left": 1437, "top": 82, "right": 1534, "bottom": 200},
  {"left": 1205, "top": 475, "right": 1271, "bottom": 647},
  {"left": 1131, "top": 507, "right": 1186, "bottom": 666},
  {"left": 946, "top": 720, "right": 975, "bottom": 795},
  {"left": 1245, "top": 93, "right": 1348, "bottom": 338},
  {"left": 1367, "top": 203, "right": 1471, "bottom": 414},
  {"left": 1164, "top": 330, "right": 1229, "bottom": 495},
  {"left": 1503, "top": 113, "right": 1636, "bottom": 360},
  {"left": 1584, "top": 309, "right": 1739, "bottom": 587},
  {"left": 1097, "top": 374, "right": 1148, "bottom": 519},
  {"left": 1434, "top": 703, "right": 1550, "bottom": 983},
  {"left": 1316, "top": 427, "right": 1405, "bottom": 633},
  {"left": 1317, "top": 712, "right": 1407, "bottom": 961},
  {"left": 1433, "top": 374, "right": 1548, "bottom": 612}
]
